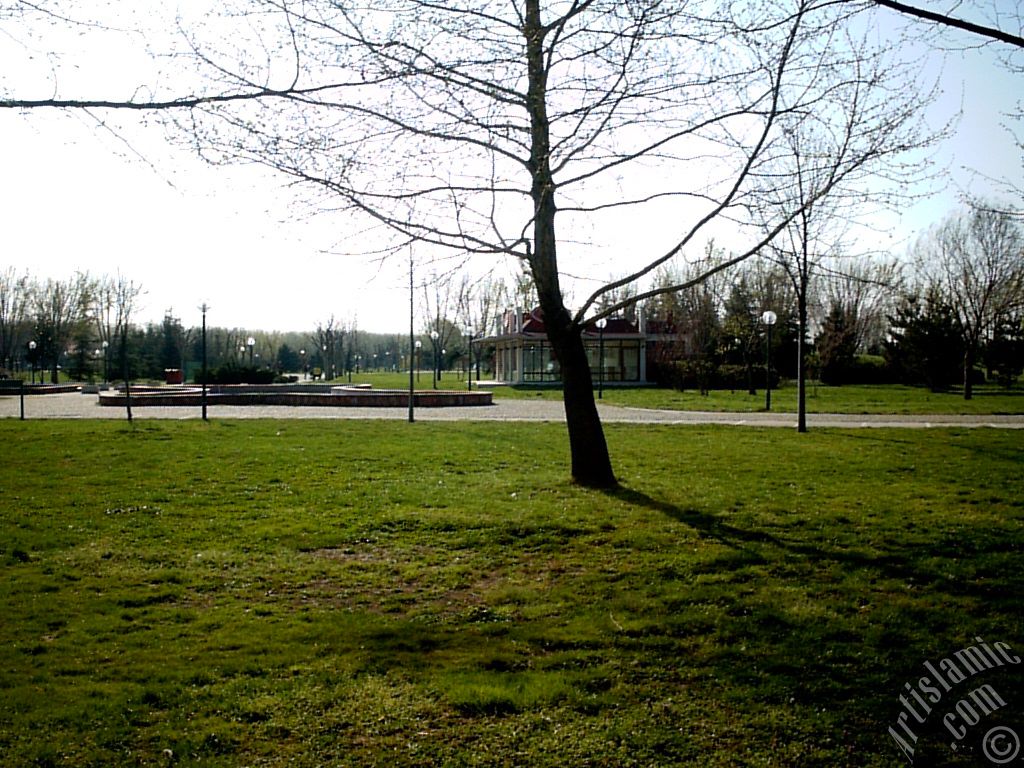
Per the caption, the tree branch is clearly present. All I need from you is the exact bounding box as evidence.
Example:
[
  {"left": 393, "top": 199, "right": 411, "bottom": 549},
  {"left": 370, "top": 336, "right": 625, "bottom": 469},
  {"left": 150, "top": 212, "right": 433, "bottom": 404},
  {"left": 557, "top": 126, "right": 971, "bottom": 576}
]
[{"left": 871, "top": 0, "right": 1024, "bottom": 48}]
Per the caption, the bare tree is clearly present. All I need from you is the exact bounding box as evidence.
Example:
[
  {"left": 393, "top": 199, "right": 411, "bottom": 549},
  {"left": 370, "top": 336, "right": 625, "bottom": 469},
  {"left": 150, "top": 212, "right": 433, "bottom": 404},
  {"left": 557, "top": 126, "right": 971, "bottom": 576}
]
[
  {"left": 753, "top": 39, "right": 933, "bottom": 430},
  {"left": 917, "top": 205, "right": 1024, "bottom": 398},
  {"left": 456, "top": 272, "right": 502, "bottom": 383},
  {"left": 596, "top": 281, "right": 639, "bottom": 324},
  {"left": 181, "top": 0, "right": 936, "bottom": 484},
  {"left": 422, "top": 270, "right": 462, "bottom": 386},
  {"left": 31, "top": 272, "right": 92, "bottom": 383},
  {"left": 311, "top": 317, "right": 341, "bottom": 380},
  {"left": 822, "top": 260, "right": 902, "bottom": 354},
  {"left": 0, "top": 268, "right": 32, "bottom": 375},
  {"left": 456, "top": 273, "right": 497, "bottom": 338},
  {"left": 643, "top": 249, "right": 732, "bottom": 392},
  {"left": 112, "top": 273, "right": 143, "bottom": 421},
  {"left": 1, "top": 0, "right": 936, "bottom": 485},
  {"left": 93, "top": 274, "right": 117, "bottom": 361},
  {"left": 261, "top": 330, "right": 282, "bottom": 372}
]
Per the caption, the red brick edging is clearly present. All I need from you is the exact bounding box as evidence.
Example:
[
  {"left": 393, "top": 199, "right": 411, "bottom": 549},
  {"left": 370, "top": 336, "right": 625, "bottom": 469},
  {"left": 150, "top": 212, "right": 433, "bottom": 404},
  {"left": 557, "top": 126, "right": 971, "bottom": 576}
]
[{"left": 97, "top": 388, "right": 492, "bottom": 408}]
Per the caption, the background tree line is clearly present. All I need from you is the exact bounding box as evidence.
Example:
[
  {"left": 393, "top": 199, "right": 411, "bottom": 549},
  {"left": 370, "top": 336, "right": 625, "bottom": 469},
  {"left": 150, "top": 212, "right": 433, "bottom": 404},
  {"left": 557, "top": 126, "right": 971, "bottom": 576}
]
[
  {"left": 3, "top": 201, "right": 1020, "bottom": 393},
  {"left": 643, "top": 204, "right": 1024, "bottom": 398},
  {"left": 0, "top": 269, "right": 460, "bottom": 385}
]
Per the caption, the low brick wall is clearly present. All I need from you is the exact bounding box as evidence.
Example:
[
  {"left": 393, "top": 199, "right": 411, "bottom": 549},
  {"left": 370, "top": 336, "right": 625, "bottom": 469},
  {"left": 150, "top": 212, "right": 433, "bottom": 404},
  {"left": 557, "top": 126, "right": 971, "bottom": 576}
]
[
  {"left": 98, "top": 388, "right": 493, "bottom": 408},
  {"left": 0, "top": 383, "right": 81, "bottom": 396}
]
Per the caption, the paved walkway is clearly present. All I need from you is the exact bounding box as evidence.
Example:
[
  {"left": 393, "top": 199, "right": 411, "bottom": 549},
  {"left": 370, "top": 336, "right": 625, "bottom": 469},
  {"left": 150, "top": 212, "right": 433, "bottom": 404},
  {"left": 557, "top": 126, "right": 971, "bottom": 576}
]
[{"left": 2, "top": 391, "right": 1023, "bottom": 428}]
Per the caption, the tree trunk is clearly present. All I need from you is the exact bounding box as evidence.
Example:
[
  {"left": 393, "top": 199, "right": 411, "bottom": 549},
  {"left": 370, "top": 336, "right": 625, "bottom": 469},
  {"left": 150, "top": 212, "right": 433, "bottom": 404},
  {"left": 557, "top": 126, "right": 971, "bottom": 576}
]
[
  {"left": 530, "top": 204, "right": 616, "bottom": 487},
  {"left": 524, "top": 0, "right": 614, "bottom": 488},
  {"left": 963, "top": 347, "right": 974, "bottom": 400},
  {"left": 543, "top": 305, "right": 617, "bottom": 488},
  {"left": 797, "top": 290, "right": 807, "bottom": 433},
  {"left": 121, "top": 336, "right": 133, "bottom": 423}
]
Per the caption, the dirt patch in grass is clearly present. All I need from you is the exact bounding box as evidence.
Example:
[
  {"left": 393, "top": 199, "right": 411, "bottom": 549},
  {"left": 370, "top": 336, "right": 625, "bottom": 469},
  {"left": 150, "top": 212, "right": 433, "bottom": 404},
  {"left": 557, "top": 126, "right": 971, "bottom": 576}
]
[{"left": 284, "top": 545, "right": 511, "bottom": 617}]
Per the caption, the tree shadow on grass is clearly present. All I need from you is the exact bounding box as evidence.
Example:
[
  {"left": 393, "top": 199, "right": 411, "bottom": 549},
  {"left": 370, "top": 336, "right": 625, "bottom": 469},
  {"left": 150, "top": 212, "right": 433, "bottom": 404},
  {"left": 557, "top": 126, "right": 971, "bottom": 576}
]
[
  {"left": 599, "top": 484, "right": 1024, "bottom": 766},
  {"left": 603, "top": 484, "right": 1020, "bottom": 604}
]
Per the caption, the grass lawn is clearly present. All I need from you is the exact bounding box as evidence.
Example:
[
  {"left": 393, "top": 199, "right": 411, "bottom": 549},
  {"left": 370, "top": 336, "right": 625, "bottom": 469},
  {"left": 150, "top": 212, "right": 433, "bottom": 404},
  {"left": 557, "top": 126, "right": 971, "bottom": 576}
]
[
  {"left": 336, "top": 372, "right": 1024, "bottom": 415},
  {"left": 1, "top": 420, "right": 1022, "bottom": 766}
]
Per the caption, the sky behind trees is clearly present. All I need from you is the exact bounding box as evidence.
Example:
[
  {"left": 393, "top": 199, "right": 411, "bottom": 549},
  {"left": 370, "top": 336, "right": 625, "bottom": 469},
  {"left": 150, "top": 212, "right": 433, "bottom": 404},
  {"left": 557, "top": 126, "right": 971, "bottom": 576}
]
[{"left": 1, "top": 1, "right": 1020, "bottom": 334}]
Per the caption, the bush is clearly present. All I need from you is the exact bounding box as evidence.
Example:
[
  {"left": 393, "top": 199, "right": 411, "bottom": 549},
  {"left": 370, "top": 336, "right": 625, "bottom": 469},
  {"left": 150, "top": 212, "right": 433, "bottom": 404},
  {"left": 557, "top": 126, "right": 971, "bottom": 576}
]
[
  {"left": 822, "top": 355, "right": 899, "bottom": 386},
  {"left": 195, "top": 366, "right": 277, "bottom": 385},
  {"left": 659, "top": 360, "right": 779, "bottom": 391}
]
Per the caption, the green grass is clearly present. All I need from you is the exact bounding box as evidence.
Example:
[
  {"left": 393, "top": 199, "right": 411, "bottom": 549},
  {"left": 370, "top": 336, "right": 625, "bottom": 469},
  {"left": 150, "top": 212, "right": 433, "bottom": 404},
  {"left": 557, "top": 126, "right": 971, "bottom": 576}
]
[
  {"left": 1, "top": 421, "right": 1022, "bottom": 766},
  {"left": 339, "top": 371, "right": 1024, "bottom": 414},
  {"left": 585, "top": 382, "right": 1024, "bottom": 414}
]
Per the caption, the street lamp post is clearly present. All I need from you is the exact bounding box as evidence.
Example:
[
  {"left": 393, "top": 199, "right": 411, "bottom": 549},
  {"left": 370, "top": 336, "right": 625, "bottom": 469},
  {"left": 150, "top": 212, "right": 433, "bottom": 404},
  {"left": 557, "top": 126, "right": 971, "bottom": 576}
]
[
  {"left": 101, "top": 339, "right": 109, "bottom": 385},
  {"left": 464, "top": 328, "right": 475, "bottom": 391},
  {"left": 200, "top": 303, "right": 210, "bottom": 421},
  {"left": 408, "top": 252, "right": 415, "bottom": 423},
  {"left": 596, "top": 318, "right": 607, "bottom": 399},
  {"left": 326, "top": 330, "right": 334, "bottom": 379},
  {"left": 247, "top": 336, "right": 256, "bottom": 366},
  {"left": 415, "top": 340, "right": 422, "bottom": 382},
  {"left": 430, "top": 330, "right": 439, "bottom": 389},
  {"left": 761, "top": 310, "right": 778, "bottom": 411},
  {"left": 300, "top": 349, "right": 306, "bottom": 380},
  {"left": 28, "top": 340, "right": 36, "bottom": 384}
]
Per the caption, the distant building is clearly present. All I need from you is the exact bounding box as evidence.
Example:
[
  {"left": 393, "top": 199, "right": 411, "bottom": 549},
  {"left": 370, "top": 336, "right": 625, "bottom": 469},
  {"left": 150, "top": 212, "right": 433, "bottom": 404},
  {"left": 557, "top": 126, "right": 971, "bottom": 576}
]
[{"left": 483, "top": 307, "right": 675, "bottom": 385}]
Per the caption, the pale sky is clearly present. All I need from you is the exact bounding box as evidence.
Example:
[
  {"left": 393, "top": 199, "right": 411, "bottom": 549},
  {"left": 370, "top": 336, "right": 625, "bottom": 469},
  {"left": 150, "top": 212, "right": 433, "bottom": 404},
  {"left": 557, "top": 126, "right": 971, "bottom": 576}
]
[{"left": 1, "top": 2, "right": 1021, "bottom": 334}]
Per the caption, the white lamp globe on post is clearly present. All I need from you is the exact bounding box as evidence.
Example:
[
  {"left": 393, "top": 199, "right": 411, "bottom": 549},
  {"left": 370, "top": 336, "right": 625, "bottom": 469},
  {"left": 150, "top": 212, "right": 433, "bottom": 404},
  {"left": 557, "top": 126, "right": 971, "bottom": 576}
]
[
  {"left": 761, "top": 310, "right": 778, "bottom": 411},
  {"left": 430, "top": 330, "right": 440, "bottom": 389},
  {"left": 28, "top": 340, "right": 37, "bottom": 384},
  {"left": 595, "top": 317, "right": 608, "bottom": 399},
  {"left": 463, "top": 327, "right": 474, "bottom": 391}
]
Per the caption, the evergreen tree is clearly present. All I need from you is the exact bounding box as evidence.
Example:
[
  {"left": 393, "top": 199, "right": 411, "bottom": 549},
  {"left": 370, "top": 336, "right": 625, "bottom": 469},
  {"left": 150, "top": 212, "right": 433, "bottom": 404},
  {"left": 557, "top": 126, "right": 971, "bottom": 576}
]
[
  {"left": 816, "top": 302, "right": 858, "bottom": 385},
  {"left": 159, "top": 312, "right": 185, "bottom": 372},
  {"left": 276, "top": 343, "right": 301, "bottom": 374},
  {"left": 984, "top": 315, "right": 1024, "bottom": 388},
  {"left": 884, "top": 289, "right": 963, "bottom": 391},
  {"left": 720, "top": 279, "right": 762, "bottom": 394}
]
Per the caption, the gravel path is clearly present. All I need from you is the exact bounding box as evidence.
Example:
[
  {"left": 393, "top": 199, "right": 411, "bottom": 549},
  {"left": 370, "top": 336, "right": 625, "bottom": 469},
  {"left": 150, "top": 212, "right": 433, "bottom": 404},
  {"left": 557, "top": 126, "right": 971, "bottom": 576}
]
[{"left": 3, "top": 391, "right": 1023, "bottom": 428}]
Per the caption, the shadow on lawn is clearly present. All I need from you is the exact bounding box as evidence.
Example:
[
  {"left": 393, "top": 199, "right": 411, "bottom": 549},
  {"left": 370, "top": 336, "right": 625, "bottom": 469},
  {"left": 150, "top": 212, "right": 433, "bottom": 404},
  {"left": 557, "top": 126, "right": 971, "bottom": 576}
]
[
  {"left": 600, "top": 484, "right": 1024, "bottom": 767},
  {"left": 605, "top": 485, "right": 1020, "bottom": 606}
]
